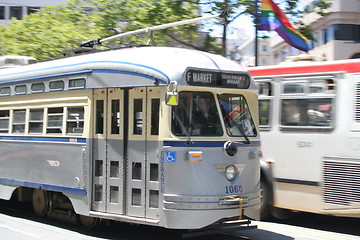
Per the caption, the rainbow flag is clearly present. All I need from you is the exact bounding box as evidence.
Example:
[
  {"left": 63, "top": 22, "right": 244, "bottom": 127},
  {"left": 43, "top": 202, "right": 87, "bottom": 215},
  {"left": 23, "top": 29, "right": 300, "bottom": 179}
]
[{"left": 260, "top": 0, "right": 309, "bottom": 52}]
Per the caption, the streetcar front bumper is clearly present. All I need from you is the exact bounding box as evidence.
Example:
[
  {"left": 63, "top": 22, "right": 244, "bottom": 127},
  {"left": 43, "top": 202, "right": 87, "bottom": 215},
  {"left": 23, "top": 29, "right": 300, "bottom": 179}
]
[{"left": 162, "top": 191, "right": 261, "bottom": 229}]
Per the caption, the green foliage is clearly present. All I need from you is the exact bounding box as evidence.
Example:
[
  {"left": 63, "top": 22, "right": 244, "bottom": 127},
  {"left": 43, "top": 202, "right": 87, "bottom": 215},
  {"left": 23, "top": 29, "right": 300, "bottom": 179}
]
[
  {"left": 0, "top": 4, "right": 102, "bottom": 60},
  {"left": 0, "top": 0, "right": 200, "bottom": 60},
  {"left": 0, "top": 0, "right": 331, "bottom": 60}
]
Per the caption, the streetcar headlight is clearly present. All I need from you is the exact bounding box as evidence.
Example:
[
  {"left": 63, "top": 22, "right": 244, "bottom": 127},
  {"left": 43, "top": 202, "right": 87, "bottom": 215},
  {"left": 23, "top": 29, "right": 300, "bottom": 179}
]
[{"left": 225, "top": 164, "right": 237, "bottom": 181}]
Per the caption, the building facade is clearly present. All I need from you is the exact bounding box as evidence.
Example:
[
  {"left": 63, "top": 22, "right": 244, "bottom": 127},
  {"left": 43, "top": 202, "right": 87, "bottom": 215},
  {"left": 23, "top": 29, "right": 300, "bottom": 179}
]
[
  {"left": 271, "top": 0, "right": 360, "bottom": 64},
  {"left": 0, "top": 0, "right": 66, "bottom": 25}
]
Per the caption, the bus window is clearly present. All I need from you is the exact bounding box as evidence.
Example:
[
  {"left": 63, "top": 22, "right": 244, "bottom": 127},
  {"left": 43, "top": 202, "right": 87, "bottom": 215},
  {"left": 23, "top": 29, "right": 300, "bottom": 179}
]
[
  {"left": 0, "top": 110, "right": 10, "bottom": 133},
  {"left": 258, "top": 82, "right": 272, "bottom": 96},
  {"left": 218, "top": 94, "right": 257, "bottom": 137},
  {"left": 281, "top": 79, "right": 335, "bottom": 128},
  {"left": 281, "top": 99, "right": 333, "bottom": 126},
  {"left": 283, "top": 82, "right": 306, "bottom": 94},
  {"left": 29, "top": 109, "right": 44, "bottom": 134},
  {"left": 172, "top": 92, "right": 222, "bottom": 136},
  {"left": 259, "top": 100, "right": 271, "bottom": 126},
  {"left": 12, "top": 109, "right": 26, "bottom": 133}
]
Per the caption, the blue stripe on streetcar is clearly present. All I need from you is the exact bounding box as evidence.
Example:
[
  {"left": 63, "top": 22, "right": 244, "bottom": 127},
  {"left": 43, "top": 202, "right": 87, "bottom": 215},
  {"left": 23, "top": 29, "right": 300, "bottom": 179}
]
[
  {"left": 0, "top": 177, "right": 87, "bottom": 196},
  {"left": 0, "top": 136, "right": 86, "bottom": 143},
  {"left": 163, "top": 140, "right": 261, "bottom": 148}
]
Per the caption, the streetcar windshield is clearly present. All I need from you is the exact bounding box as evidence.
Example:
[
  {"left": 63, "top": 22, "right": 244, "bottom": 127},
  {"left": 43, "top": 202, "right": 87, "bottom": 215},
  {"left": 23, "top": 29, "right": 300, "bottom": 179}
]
[
  {"left": 218, "top": 94, "right": 257, "bottom": 137},
  {"left": 172, "top": 92, "right": 223, "bottom": 136}
]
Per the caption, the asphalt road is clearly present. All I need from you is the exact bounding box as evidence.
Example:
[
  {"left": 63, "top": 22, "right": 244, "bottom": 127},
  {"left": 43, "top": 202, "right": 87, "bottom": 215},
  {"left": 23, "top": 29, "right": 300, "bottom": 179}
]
[{"left": 1, "top": 199, "right": 360, "bottom": 240}]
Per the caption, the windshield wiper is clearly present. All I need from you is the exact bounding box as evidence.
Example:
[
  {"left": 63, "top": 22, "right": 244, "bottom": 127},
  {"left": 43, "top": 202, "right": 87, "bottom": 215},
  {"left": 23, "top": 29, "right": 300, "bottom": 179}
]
[{"left": 174, "top": 109, "right": 193, "bottom": 145}]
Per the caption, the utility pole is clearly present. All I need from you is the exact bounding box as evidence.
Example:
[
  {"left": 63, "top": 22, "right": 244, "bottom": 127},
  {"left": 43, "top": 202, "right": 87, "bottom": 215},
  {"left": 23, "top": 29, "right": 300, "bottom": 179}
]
[{"left": 255, "top": 0, "right": 259, "bottom": 66}]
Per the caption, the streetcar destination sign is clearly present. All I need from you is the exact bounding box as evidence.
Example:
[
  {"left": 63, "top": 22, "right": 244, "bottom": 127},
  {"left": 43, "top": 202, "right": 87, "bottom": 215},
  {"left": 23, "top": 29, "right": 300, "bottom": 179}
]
[{"left": 185, "top": 69, "right": 250, "bottom": 89}]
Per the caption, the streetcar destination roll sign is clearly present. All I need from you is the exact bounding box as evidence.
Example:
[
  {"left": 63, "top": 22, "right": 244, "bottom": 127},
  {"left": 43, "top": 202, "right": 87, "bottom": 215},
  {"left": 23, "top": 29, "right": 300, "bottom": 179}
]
[{"left": 185, "top": 69, "right": 250, "bottom": 89}]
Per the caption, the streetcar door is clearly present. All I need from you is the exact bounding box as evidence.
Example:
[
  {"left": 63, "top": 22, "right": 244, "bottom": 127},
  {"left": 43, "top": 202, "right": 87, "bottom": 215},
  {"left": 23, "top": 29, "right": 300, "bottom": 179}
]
[
  {"left": 92, "top": 88, "right": 124, "bottom": 214},
  {"left": 127, "top": 87, "right": 161, "bottom": 219}
]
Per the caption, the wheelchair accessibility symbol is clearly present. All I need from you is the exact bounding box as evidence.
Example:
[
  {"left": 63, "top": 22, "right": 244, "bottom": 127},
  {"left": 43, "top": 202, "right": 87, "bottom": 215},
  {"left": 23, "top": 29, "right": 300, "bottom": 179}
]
[{"left": 165, "top": 151, "right": 176, "bottom": 163}]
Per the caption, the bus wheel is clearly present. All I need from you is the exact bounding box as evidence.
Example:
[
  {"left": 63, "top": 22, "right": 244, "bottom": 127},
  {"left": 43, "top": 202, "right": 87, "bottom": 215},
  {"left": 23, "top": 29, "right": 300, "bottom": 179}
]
[
  {"left": 32, "top": 189, "right": 49, "bottom": 217},
  {"left": 260, "top": 179, "right": 272, "bottom": 220},
  {"left": 79, "top": 215, "right": 101, "bottom": 229}
]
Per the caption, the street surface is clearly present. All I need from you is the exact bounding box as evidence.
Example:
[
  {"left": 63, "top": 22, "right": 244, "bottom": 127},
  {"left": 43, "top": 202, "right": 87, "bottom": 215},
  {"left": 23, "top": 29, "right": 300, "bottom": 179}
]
[{"left": 0, "top": 200, "right": 360, "bottom": 240}]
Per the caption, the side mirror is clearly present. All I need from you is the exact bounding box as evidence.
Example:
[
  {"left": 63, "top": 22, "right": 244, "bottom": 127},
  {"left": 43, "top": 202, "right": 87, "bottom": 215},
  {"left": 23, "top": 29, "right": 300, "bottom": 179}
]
[{"left": 165, "top": 81, "right": 178, "bottom": 106}]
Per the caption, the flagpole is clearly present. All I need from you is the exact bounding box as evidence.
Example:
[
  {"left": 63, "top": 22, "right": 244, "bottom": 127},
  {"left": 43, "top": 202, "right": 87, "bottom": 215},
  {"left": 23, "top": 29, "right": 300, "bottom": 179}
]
[{"left": 255, "top": 0, "right": 259, "bottom": 66}]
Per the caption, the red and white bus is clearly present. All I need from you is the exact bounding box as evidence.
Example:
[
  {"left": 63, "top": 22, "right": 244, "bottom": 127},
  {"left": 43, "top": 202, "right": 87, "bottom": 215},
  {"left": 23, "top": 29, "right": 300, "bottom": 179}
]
[{"left": 248, "top": 59, "right": 360, "bottom": 219}]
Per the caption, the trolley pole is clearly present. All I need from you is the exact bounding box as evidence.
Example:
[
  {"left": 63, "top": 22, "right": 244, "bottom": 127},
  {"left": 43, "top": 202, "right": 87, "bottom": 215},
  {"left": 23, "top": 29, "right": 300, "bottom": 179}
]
[{"left": 81, "top": 13, "right": 223, "bottom": 48}]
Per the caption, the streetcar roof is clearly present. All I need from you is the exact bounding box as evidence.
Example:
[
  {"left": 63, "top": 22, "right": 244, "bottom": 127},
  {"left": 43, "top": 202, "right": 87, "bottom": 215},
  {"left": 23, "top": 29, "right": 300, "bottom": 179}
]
[{"left": 0, "top": 46, "right": 251, "bottom": 89}]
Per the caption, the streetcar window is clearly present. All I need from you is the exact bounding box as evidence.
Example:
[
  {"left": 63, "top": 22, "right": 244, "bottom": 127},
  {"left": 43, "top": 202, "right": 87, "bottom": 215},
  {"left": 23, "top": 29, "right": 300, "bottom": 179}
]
[
  {"left": 47, "top": 107, "right": 63, "bottom": 134},
  {"left": 218, "top": 94, "right": 257, "bottom": 137},
  {"left": 132, "top": 162, "right": 142, "bottom": 180},
  {"left": 15, "top": 85, "right": 27, "bottom": 94},
  {"left": 133, "top": 99, "right": 143, "bottom": 135},
  {"left": 0, "top": 110, "right": 10, "bottom": 133},
  {"left": 29, "top": 109, "right": 44, "bottom": 134},
  {"left": 150, "top": 163, "right": 158, "bottom": 181},
  {"left": 150, "top": 99, "right": 160, "bottom": 135},
  {"left": 49, "top": 80, "right": 64, "bottom": 91},
  {"left": 12, "top": 109, "right": 26, "bottom": 134},
  {"left": 66, "top": 107, "right": 84, "bottom": 135},
  {"left": 0, "top": 87, "right": 11, "bottom": 96},
  {"left": 31, "top": 82, "right": 45, "bottom": 93},
  {"left": 172, "top": 92, "right": 222, "bottom": 136},
  {"left": 132, "top": 188, "right": 141, "bottom": 206},
  {"left": 150, "top": 190, "right": 159, "bottom": 208},
  {"left": 95, "top": 100, "right": 104, "bottom": 134},
  {"left": 111, "top": 99, "right": 120, "bottom": 134},
  {"left": 69, "top": 78, "right": 86, "bottom": 89}
]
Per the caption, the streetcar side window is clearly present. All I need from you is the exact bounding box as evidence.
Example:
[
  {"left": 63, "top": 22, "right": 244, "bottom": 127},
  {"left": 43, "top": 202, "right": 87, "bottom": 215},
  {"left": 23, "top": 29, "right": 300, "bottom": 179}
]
[
  {"left": 66, "top": 107, "right": 84, "bottom": 135},
  {"left": 29, "top": 109, "right": 44, "bottom": 134},
  {"left": 95, "top": 100, "right": 104, "bottom": 134},
  {"left": 69, "top": 78, "right": 86, "bottom": 89},
  {"left": 31, "top": 82, "right": 45, "bottom": 93},
  {"left": 15, "top": 85, "right": 27, "bottom": 95},
  {"left": 150, "top": 98, "right": 160, "bottom": 135},
  {"left": 280, "top": 79, "right": 335, "bottom": 128},
  {"left": 47, "top": 107, "right": 64, "bottom": 134},
  {"left": 0, "top": 110, "right": 10, "bottom": 133},
  {"left": 0, "top": 87, "right": 11, "bottom": 96},
  {"left": 49, "top": 80, "right": 64, "bottom": 91},
  {"left": 111, "top": 99, "right": 120, "bottom": 134},
  {"left": 12, "top": 109, "right": 26, "bottom": 133},
  {"left": 133, "top": 99, "right": 143, "bottom": 135}
]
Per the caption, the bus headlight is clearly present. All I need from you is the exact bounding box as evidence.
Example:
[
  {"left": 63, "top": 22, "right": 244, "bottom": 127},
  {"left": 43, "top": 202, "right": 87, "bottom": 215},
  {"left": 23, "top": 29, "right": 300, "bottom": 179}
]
[{"left": 225, "top": 164, "right": 237, "bottom": 181}]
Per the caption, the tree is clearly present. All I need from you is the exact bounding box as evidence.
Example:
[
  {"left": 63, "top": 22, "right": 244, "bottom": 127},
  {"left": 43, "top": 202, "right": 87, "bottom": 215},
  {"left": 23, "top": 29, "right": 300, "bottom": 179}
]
[
  {"left": 0, "top": 4, "right": 103, "bottom": 60},
  {"left": 0, "top": 0, "right": 200, "bottom": 60}
]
